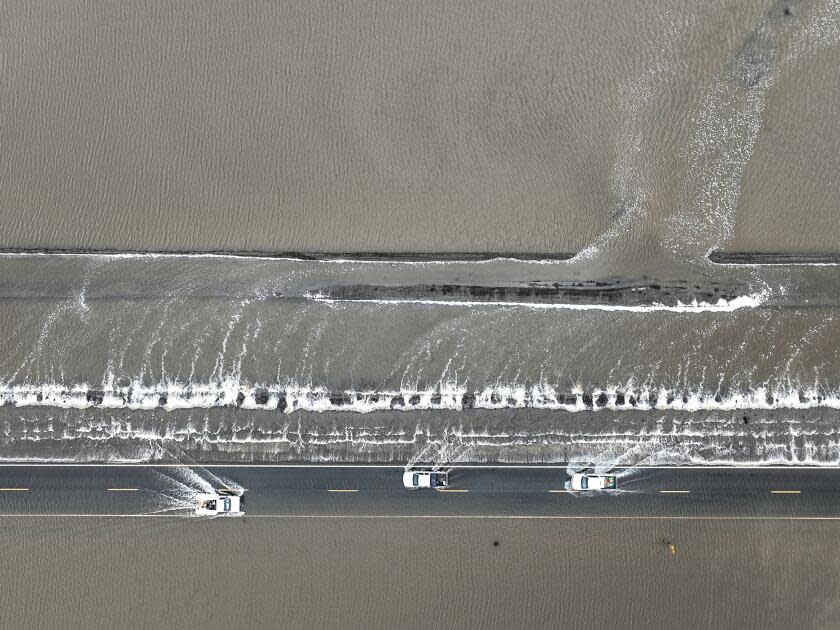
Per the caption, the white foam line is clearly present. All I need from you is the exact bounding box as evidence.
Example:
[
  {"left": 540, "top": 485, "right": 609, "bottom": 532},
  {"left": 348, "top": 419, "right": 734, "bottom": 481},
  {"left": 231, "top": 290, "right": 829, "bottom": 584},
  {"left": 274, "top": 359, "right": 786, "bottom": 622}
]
[
  {"left": 306, "top": 293, "right": 764, "bottom": 313},
  {"left": 0, "top": 251, "right": 570, "bottom": 266},
  {"left": 4, "top": 380, "right": 836, "bottom": 415}
]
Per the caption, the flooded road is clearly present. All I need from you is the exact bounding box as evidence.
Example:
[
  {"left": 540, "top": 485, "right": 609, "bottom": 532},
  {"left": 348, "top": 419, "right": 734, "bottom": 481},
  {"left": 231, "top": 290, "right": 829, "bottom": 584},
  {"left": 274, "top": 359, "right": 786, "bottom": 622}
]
[{"left": 3, "top": 463, "right": 840, "bottom": 628}]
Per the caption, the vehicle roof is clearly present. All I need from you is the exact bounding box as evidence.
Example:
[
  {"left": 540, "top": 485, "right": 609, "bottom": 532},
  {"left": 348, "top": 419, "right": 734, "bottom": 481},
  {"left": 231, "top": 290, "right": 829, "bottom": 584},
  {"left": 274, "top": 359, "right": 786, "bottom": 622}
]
[{"left": 195, "top": 493, "right": 241, "bottom": 507}]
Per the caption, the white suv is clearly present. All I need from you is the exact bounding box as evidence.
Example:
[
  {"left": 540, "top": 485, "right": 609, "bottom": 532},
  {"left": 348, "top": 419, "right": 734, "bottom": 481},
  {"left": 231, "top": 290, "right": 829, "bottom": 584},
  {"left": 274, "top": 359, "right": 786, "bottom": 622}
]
[
  {"left": 403, "top": 469, "right": 449, "bottom": 490},
  {"left": 569, "top": 473, "right": 617, "bottom": 491}
]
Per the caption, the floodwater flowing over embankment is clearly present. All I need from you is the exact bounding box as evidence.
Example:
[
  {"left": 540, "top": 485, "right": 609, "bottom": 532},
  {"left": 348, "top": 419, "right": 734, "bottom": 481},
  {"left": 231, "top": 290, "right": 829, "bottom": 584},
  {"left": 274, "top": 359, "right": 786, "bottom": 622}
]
[
  {"left": 3, "top": 380, "right": 840, "bottom": 416},
  {"left": 4, "top": 405, "right": 840, "bottom": 467},
  {"left": 0, "top": 249, "right": 839, "bottom": 464}
]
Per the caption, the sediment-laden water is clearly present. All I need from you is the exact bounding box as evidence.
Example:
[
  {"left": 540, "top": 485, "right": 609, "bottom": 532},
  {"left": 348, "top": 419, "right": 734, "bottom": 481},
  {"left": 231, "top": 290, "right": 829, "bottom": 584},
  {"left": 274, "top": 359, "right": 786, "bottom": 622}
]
[
  {"left": 0, "top": 0, "right": 839, "bottom": 468},
  {"left": 2, "top": 2, "right": 840, "bottom": 628}
]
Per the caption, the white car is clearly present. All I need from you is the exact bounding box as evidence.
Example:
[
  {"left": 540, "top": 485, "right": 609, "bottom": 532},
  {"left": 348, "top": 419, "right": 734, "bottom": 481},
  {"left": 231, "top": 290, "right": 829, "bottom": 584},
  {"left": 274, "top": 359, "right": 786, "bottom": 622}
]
[
  {"left": 194, "top": 490, "right": 245, "bottom": 516},
  {"left": 403, "top": 469, "right": 448, "bottom": 490},
  {"left": 569, "top": 473, "right": 617, "bottom": 491}
]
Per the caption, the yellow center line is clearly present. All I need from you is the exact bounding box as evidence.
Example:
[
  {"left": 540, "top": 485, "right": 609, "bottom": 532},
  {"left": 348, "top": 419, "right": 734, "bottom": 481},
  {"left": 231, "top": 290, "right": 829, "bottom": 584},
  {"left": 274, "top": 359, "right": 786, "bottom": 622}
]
[
  {"left": 0, "top": 488, "right": 29, "bottom": 492},
  {"left": 660, "top": 490, "right": 691, "bottom": 494},
  {"left": 771, "top": 490, "right": 801, "bottom": 494},
  {"left": 326, "top": 489, "right": 359, "bottom": 493},
  {"left": 437, "top": 489, "right": 469, "bottom": 493},
  {"left": 107, "top": 488, "right": 139, "bottom": 492}
]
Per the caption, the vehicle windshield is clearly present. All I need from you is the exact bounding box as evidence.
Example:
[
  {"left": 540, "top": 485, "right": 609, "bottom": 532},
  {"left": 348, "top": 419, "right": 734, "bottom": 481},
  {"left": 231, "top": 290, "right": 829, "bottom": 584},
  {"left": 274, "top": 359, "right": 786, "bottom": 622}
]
[
  {"left": 412, "top": 474, "right": 419, "bottom": 486},
  {"left": 223, "top": 498, "right": 231, "bottom": 511},
  {"left": 581, "top": 477, "right": 588, "bottom": 489}
]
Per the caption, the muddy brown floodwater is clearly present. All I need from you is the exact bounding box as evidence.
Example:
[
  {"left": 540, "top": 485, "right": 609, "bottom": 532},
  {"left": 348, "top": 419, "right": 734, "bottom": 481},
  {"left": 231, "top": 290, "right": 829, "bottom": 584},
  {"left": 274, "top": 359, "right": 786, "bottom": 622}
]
[
  {"left": 0, "top": 517, "right": 838, "bottom": 630},
  {"left": 0, "top": 1, "right": 839, "bottom": 257},
  {"left": 1, "top": 0, "right": 839, "bottom": 628}
]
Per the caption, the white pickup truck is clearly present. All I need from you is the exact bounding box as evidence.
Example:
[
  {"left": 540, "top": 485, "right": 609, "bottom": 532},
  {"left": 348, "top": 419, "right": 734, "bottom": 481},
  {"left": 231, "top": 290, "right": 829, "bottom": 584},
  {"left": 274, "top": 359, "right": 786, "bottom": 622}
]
[
  {"left": 569, "top": 473, "right": 617, "bottom": 491},
  {"left": 194, "top": 490, "right": 245, "bottom": 516}
]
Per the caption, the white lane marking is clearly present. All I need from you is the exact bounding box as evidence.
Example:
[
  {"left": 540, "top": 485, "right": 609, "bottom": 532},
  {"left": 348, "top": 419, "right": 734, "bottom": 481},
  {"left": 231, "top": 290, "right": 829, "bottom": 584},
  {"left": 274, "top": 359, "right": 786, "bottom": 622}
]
[
  {"left": 326, "top": 489, "right": 358, "bottom": 493},
  {"left": 107, "top": 488, "right": 139, "bottom": 492},
  {"left": 771, "top": 490, "right": 802, "bottom": 494},
  {"left": 437, "top": 489, "right": 469, "bottom": 493},
  {"left": 660, "top": 490, "right": 691, "bottom": 494},
  {"left": 549, "top": 489, "right": 575, "bottom": 493},
  {"left": 0, "top": 488, "right": 29, "bottom": 491}
]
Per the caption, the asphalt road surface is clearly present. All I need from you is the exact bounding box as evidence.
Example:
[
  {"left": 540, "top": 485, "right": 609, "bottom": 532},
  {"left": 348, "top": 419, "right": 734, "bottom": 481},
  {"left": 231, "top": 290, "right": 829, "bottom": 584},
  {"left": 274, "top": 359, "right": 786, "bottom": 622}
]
[{"left": 1, "top": 465, "right": 840, "bottom": 519}]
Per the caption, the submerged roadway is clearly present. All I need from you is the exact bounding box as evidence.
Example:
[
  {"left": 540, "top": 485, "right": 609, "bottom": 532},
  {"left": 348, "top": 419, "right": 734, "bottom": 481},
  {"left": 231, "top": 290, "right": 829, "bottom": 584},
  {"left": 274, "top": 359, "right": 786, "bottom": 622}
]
[{"left": 1, "top": 465, "right": 840, "bottom": 519}]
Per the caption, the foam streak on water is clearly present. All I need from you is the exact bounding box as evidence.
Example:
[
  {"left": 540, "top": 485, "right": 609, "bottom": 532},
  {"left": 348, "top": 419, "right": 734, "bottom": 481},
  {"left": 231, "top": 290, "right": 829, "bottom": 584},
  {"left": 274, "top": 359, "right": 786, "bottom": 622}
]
[
  {"left": 306, "top": 292, "right": 766, "bottom": 312},
  {"left": 2, "top": 379, "right": 839, "bottom": 414}
]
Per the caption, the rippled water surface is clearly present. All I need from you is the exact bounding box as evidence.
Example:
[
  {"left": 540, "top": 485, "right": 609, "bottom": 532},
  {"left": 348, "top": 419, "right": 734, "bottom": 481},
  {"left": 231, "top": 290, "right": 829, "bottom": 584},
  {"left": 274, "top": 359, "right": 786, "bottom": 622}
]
[
  {"left": 0, "top": 0, "right": 839, "bottom": 465},
  {"left": 2, "top": 1, "right": 840, "bottom": 628},
  {"left": 0, "top": 1, "right": 838, "bottom": 256},
  {"left": 2, "top": 517, "right": 840, "bottom": 630}
]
